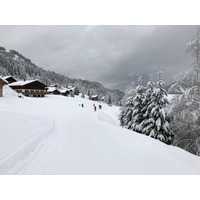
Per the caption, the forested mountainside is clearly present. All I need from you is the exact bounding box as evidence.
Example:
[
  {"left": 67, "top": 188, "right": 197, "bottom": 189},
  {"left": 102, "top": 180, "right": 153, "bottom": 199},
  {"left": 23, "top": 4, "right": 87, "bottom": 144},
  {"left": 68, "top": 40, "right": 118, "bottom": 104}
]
[
  {"left": 168, "top": 69, "right": 196, "bottom": 94},
  {"left": 0, "top": 46, "right": 123, "bottom": 105}
]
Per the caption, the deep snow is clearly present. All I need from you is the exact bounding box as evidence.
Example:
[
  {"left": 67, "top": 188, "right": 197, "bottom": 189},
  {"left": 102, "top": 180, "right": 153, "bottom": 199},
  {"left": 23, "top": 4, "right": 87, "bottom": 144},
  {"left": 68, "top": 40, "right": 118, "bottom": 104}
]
[{"left": 0, "top": 88, "right": 200, "bottom": 174}]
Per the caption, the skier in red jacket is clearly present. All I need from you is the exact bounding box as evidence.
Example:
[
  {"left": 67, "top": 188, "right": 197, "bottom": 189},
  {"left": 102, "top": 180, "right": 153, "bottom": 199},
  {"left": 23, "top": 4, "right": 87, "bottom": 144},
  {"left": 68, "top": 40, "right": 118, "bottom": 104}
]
[{"left": 94, "top": 106, "right": 96, "bottom": 111}]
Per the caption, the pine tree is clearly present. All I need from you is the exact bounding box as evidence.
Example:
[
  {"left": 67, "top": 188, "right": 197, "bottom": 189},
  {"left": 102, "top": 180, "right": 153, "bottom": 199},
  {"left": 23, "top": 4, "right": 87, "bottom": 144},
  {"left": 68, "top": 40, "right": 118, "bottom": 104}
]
[
  {"left": 170, "top": 89, "right": 200, "bottom": 155},
  {"left": 108, "top": 96, "right": 112, "bottom": 106},
  {"left": 74, "top": 87, "right": 80, "bottom": 95},
  {"left": 130, "top": 75, "right": 145, "bottom": 133},
  {"left": 141, "top": 74, "right": 156, "bottom": 135},
  {"left": 70, "top": 91, "right": 75, "bottom": 97},
  {"left": 148, "top": 71, "right": 174, "bottom": 144},
  {"left": 170, "top": 26, "right": 200, "bottom": 154},
  {"left": 119, "top": 82, "right": 135, "bottom": 128},
  {"left": 81, "top": 92, "right": 85, "bottom": 98}
]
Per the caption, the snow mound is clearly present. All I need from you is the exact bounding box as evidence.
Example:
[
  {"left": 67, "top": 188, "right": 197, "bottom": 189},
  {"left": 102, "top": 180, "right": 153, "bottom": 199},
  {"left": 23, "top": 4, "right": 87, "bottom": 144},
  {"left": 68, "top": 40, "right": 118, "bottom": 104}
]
[{"left": 3, "top": 85, "right": 19, "bottom": 98}]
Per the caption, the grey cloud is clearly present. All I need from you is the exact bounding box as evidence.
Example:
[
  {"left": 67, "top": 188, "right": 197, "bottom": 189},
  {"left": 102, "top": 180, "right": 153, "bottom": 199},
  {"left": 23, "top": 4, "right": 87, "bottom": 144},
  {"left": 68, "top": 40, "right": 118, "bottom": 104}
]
[{"left": 0, "top": 25, "right": 195, "bottom": 91}]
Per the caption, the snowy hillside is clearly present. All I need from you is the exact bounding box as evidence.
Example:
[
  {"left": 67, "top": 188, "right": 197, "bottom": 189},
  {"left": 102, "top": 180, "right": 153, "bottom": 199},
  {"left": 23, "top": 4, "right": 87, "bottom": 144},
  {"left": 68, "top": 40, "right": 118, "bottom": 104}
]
[
  {"left": 0, "top": 89, "right": 200, "bottom": 174},
  {"left": 0, "top": 47, "right": 122, "bottom": 105}
]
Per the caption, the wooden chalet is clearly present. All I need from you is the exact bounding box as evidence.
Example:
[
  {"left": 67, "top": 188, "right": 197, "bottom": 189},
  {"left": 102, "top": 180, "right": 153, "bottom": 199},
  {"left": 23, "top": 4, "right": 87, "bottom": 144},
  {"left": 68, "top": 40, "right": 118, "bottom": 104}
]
[
  {"left": 9, "top": 80, "right": 47, "bottom": 97},
  {"left": 60, "top": 89, "right": 70, "bottom": 96},
  {"left": 60, "top": 86, "right": 74, "bottom": 96},
  {"left": 3, "top": 76, "right": 17, "bottom": 84},
  {"left": 0, "top": 77, "right": 8, "bottom": 97},
  {"left": 91, "top": 95, "right": 98, "bottom": 101},
  {"left": 46, "top": 87, "right": 61, "bottom": 95}
]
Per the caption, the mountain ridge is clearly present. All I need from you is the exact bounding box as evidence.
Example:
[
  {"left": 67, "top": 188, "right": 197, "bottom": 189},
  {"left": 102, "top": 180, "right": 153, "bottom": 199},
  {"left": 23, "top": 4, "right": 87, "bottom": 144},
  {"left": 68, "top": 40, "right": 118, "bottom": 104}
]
[{"left": 0, "top": 46, "right": 123, "bottom": 105}]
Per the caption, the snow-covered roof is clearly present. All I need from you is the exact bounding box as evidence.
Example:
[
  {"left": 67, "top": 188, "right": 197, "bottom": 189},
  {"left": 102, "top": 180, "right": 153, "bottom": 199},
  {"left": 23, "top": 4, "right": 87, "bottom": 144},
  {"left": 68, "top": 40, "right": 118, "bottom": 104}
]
[
  {"left": 50, "top": 84, "right": 57, "bottom": 87},
  {"left": 59, "top": 87, "right": 73, "bottom": 93},
  {"left": 60, "top": 89, "right": 68, "bottom": 93},
  {"left": 3, "top": 76, "right": 17, "bottom": 83},
  {"left": 60, "top": 87, "right": 72, "bottom": 93},
  {"left": 47, "top": 87, "right": 59, "bottom": 92},
  {"left": 0, "top": 76, "right": 8, "bottom": 84},
  {"left": 3, "top": 76, "right": 12, "bottom": 79},
  {"left": 8, "top": 80, "right": 37, "bottom": 86},
  {"left": 3, "top": 75, "right": 17, "bottom": 80},
  {"left": 91, "top": 95, "right": 98, "bottom": 98}
]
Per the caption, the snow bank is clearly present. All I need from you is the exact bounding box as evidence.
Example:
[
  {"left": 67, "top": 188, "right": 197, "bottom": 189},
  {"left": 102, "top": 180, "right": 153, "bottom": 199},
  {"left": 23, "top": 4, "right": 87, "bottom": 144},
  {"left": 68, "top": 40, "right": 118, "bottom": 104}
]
[{"left": 3, "top": 85, "right": 19, "bottom": 98}]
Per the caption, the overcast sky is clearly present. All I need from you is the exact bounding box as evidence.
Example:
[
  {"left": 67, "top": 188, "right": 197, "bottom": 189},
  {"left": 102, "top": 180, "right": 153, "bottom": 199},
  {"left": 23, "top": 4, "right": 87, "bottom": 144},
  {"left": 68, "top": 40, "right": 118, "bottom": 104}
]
[{"left": 0, "top": 25, "right": 195, "bottom": 91}]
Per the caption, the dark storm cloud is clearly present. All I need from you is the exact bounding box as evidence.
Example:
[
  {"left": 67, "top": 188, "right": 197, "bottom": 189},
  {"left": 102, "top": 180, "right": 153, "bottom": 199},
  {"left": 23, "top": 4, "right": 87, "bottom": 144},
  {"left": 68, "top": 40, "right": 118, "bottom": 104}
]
[{"left": 0, "top": 25, "right": 195, "bottom": 90}]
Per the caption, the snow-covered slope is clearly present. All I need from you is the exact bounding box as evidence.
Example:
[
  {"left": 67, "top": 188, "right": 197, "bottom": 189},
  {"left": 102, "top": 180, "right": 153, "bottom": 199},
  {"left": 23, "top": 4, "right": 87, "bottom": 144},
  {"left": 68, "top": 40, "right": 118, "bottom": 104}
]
[{"left": 0, "top": 91, "right": 200, "bottom": 174}]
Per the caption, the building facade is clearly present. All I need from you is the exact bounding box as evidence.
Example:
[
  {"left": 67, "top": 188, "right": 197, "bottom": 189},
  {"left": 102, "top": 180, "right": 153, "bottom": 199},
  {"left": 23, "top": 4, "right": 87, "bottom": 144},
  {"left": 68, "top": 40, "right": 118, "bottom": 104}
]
[{"left": 9, "top": 80, "right": 47, "bottom": 97}]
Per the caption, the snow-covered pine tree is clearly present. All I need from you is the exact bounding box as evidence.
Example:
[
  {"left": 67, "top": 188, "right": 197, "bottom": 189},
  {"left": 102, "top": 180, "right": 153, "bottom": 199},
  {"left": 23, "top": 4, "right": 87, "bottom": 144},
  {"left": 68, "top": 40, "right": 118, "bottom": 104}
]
[
  {"left": 130, "top": 75, "right": 145, "bottom": 133},
  {"left": 141, "top": 74, "right": 156, "bottom": 135},
  {"left": 186, "top": 26, "right": 200, "bottom": 82},
  {"left": 81, "top": 92, "right": 85, "bottom": 98},
  {"left": 108, "top": 96, "right": 112, "bottom": 106},
  {"left": 70, "top": 90, "right": 75, "bottom": 97},
  {"left": 119, "top": 82, "right": 135, "bottom": 129},
  {"left": 74, "top": 87, "right": 80, "bottom": 95},
  {"left": 186, "top": 25, "right": 200, "bottom": 109},
  {"left": 170, "top": 26, "right": 200, "bottom": 155},
  {"left": 149, "top": 71, "right": 174, "bottom": 144},
  {"left": 170, "top": 89, "right": 200, "bottom": 155}
]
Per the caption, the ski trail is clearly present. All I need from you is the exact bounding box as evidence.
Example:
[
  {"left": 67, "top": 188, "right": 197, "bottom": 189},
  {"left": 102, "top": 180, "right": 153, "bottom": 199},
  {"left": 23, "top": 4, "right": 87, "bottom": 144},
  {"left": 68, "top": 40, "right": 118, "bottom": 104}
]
[{"left": 0, "top": 115, "right": 55, "bottom": 174}]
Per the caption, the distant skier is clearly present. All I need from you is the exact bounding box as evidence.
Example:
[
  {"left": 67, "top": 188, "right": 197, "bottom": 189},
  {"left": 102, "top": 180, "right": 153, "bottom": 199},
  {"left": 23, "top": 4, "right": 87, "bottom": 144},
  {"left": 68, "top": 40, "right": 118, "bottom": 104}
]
[
  {"left": 99, "top": 105, "right": 102, "bottom": 109},
  {"left": 82, "top": 103, "right": 84, "bottom": 107},
  {"left": 94, "top": 106, "right": 96, "bottom": 112}
]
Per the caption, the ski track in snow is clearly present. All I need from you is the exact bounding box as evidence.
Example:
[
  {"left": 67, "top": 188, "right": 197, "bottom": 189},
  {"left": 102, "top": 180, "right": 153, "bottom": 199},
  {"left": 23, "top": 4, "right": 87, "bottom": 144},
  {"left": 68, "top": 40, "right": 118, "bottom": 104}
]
[
  {"left": 0, "top": 112, "right": 55, "bottom": 174},
  {"left": 0, "top": 95, "right": 200, "bottom": 174}
]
